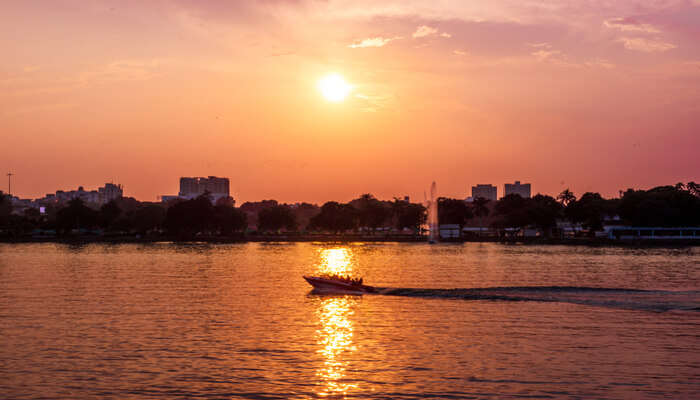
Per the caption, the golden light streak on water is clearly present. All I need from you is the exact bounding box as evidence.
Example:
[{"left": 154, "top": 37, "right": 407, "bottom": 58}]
[
  {"left": 315, "top": 296, "right": 358, "bottom": 396},
  {"left": 317, "top": 247, "right": 354, "bottom": 276}
]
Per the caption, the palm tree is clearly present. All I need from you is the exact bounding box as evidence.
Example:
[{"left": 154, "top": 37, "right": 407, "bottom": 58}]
[
  {"left": 472, "top": 197, "right": 490, "bottom": 237},
  {"left": 557, "top": 188, "right": 576, "bottom": 207},
  {"left": 687, "top": 181, "right": 699, "bottom": 197}
]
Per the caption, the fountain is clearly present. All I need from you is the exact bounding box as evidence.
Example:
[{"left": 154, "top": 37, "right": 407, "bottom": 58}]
[{"left": 425, "top": 181, "right": 438, "bottom": 243}]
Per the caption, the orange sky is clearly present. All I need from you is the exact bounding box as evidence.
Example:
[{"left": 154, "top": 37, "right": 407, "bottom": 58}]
[{"left": 1, "top": 0, "right": 699, "bottom": 203}]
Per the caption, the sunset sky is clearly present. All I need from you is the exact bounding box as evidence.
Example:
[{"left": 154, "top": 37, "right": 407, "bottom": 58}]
[{"left": 2, "top": 0, "right": 699, "bottom": 203}]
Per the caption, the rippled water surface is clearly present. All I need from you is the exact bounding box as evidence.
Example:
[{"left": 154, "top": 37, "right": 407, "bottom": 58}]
[{"left": 1, "top": 242, "right": 699, "bottom": 399}]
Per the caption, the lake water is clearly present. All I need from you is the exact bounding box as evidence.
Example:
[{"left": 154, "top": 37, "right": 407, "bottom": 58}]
[{"left": 1, "top": 242, "right": 699, "bottom": 399}]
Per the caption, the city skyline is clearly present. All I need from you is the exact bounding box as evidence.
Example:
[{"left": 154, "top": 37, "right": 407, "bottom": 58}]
[
  {"left": 5, "top": 173, "right": 695, "bottom": 205},
  {"left": 2, "top": 1, "right": 699, "bottom": 203}
]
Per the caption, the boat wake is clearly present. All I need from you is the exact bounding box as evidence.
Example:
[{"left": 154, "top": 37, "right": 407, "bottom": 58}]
[{"left": 374, "top": 286, "right": 700, "bottom": 313}]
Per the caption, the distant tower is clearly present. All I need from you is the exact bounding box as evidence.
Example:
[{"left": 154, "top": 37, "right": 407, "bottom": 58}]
[{"left": 6, "top": 172, "right": 13, "bottom": 195}]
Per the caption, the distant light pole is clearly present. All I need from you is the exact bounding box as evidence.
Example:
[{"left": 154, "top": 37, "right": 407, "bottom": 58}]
[{"left": 7, "top": 172, "right": 12, "bottom": 195}]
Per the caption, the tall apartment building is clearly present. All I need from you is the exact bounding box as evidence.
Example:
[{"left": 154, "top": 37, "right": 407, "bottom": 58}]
[
  {"left": 178, "top": 176, "right": 230, "bottom": 202},
  {"left": 504, "top": 181, "right": 531, "bottom": 198},
  {"left": 471, "top": 184, "right": 497, "bottom": 201}
]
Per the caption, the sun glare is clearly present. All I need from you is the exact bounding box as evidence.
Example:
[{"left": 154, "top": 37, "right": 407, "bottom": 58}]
[{"left": 318, "top": 74, "right": 352, "bottom": 102}]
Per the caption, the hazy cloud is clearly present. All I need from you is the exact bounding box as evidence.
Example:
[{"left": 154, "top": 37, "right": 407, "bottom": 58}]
[
  {"left": 618, "top": 37, "right": 676, "bottom": 52},
  {"left": 412, "top": 25, "right": 438, "bottom": 38},
  {"left": 604, "top": 17, "right": 660, "bottom": 34},
  {"left": 584, "top": 59, "right": 615, "bottom": 69},
  {"left": 412, "top": 25, "right": 451, "bottom": 40},
  {"left": 349, "top": 36, "right": 401, "bottom": 48},
  {"left": 532, "top": 49, "right": 561, "bottom": 61}
]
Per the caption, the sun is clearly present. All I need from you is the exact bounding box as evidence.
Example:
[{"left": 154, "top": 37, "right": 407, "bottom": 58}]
[{"left": 317, "top": 74, "right": 352, "bottom": 102}]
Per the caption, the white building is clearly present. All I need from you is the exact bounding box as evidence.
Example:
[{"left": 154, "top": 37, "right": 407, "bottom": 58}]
[{"left": 504, "top": 181, "right": 531, "bottom": 198}]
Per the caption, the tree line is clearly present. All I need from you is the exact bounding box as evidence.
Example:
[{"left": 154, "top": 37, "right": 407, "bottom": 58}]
[{"left": 0, "top": 182, "right": 698, "bottom": 238}]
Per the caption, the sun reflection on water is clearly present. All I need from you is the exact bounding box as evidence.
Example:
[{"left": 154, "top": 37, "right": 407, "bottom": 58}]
[
  {"left": 317, "top": 247, "right": 354, "bottom": 276},
  {"left": 315, "top": 296, "right": 358, "bottom": 396},
  {"left": 313, "top": 246, "right": 363, "bottom": 396}
]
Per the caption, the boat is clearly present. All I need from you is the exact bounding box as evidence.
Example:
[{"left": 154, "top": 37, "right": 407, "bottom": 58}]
[{"left": 303, "top": 275, "right": 376, "bottom": 294}]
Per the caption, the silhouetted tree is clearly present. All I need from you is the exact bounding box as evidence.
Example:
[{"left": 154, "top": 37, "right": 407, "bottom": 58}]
[
  {"left": 131, "top": 204, "right": 166, "bottom": 234},
  {"left": 391, "top": 198, "right": 426, "bottom": 231},
  {"left": 492, "top": 194, "right": 530, "bottom": 230},
  {"left": 353, "top": 194, "right": 391, "bottom": 232},
  {"left": 291, "top": 203, "right": 320, "bottom": 231},
  {"left": 309, "top": 201, "right": 358, "bottom": 233},
  {"left": 164, "top": 194, "right": 214, "bottom": 235},
  {"left": 471, "top": 197, "right": 490, "bottom": 235},
  {"left": 438, "top": 197, "right": 473, "bottom": 227},
  {"left": 566, "top": 192, "right": 609, "bottom": 232},
  {"left": 0, "top": 191, "right": 11, "bottom": 227},
  {"left": 99, "top": 200, "right": 122, "bottom": 229},
  {"left": 213, "top": 204, "right": 247, "bottom": 235},
  {"left": 557, "top": 189, "right": 576, "bottom": 207},
  {"left": 257, "top": 204, "right": 297, "bottom": 232},
  {"left": 215, "top": 196, "right": 235, "bottom": 207},
  {"left": 618, "top": 186, "right": 700, "bottom": 227},
  {"left": 56, "top": 198, "right": 98, "bottom": 234},
  {"left": 527, "top": 194, "right": 562, "bottom": 236}
]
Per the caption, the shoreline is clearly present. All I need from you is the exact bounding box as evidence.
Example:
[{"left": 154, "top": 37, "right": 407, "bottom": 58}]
[{"left": 1, "top": 235, "right": 699, "bottom": 247}]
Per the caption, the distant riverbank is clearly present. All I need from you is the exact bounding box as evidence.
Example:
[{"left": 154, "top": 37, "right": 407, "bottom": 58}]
[{"left": 2, "top": 234, "right": 699, "bottom": 247}]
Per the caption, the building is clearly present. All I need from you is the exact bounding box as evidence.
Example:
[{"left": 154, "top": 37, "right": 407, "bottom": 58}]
[
  {"left": 504, "top": 181, "right": 531, "bottom": 198},
  {"left": 98, "top": 183, "right": 123, "bottom": 204},
  {"left": 471, "top": 184, "right": 497, "bottom": 201},
  {"left": 178, "top": 176, "right": 230, "bottom": 202},
  {"left": 40, "top": 183, "right": 123, "bottom": 206}
]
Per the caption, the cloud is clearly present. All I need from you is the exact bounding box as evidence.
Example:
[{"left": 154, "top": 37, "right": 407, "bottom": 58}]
[
  {"left": 585, "top": 59, "right": 615, "bottom": 69},
  {"left": 412, "top": 25, "right": 451, "bottom": 40},
  {"left": 618, "top": 37, "right": 676, "bottom": 52},
  {"left": 349, "top": 36, "right": 401, "bottom": 48},
  {"left": 531, "top": 49, "right": 561, "bottom": 61},
  {"left": 604, "top": 18, "right": 660, "bottom": 33},
  {"left": 354, "top": 92, "right": 395, "bottom": 113},
  {"left": 453, "top": 50, "right": 468, "bottom": 56},
  {"left": 412, "top": 25, "right": 438, "bottom": 38},
  {"left": 528, "top": 43, "right": 563, "bottom": 61}
]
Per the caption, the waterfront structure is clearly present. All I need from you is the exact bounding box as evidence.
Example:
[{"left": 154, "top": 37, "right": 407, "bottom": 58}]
[
  {"left": 471, "top": 184, "right": 497, "bottom": 201},
  {"left": 504, "top": 181, "right": 531, "bottom": 198},
  {"left": 439, "top": 224, "right": 461, "bottom": 239},
  {"left": 178, "top": 176, "right": 230, "bottom": 202},
  {"left": 603, "top": 226, "right": 699, "bottom": 240}
]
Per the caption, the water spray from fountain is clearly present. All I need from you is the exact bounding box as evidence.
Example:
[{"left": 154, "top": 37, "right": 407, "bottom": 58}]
[{"left": 425, "top": 181, "right": 438, "bottom": 243}]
